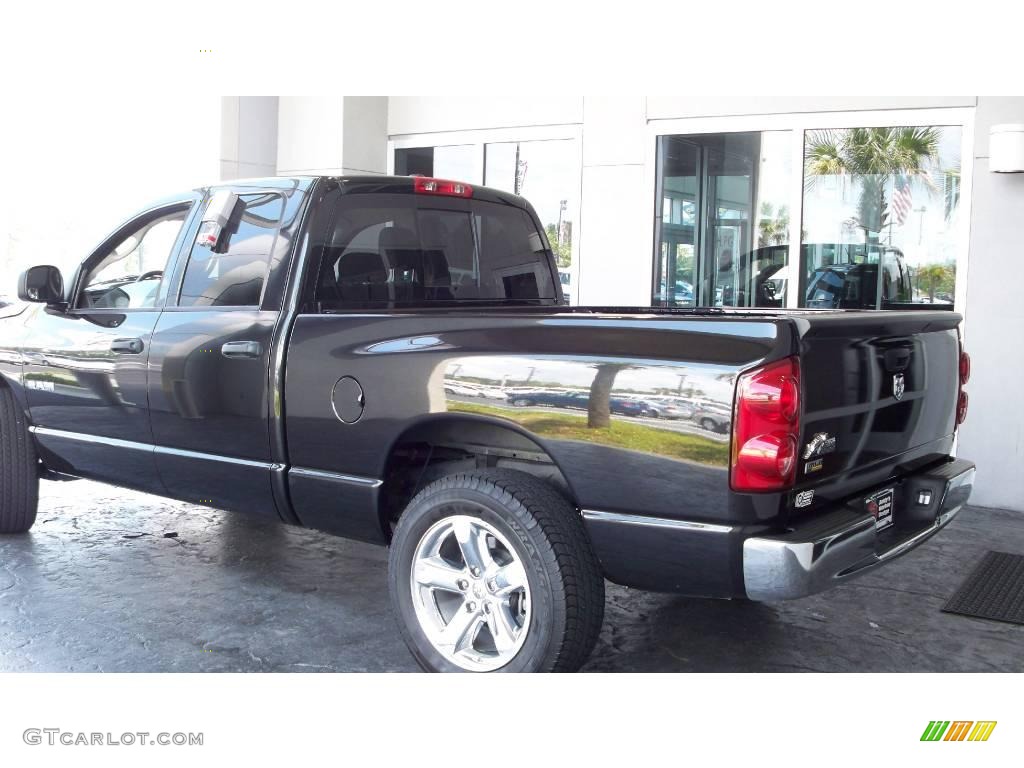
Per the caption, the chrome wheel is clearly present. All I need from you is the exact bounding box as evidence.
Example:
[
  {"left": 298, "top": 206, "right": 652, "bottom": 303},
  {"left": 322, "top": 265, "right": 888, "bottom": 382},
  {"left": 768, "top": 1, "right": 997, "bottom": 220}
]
[{"left": 409, "top": 513, "right": 531, "bottom": 671}]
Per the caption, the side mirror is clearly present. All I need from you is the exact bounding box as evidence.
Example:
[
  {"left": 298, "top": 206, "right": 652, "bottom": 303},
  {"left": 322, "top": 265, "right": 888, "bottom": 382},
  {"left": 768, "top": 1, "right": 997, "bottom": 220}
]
[{"left": 18, "top": 265, "right": 64, "bottom": 304}]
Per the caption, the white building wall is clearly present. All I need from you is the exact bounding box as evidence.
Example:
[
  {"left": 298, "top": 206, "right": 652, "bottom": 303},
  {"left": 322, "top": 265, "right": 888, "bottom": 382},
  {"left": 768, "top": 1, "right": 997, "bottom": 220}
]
[
  {"left": 576, "top": 97, "right": 651, "bottom": 305},
  {"left": 956, "top": 96, "right": 1024, "bottom": 512},
  {"left": 220, "top": 96, "right": 278, "bottom": 180},
  {"left": 277, "top": 96, "right": 346, "bottom": 176},
  {"left": 645, "top": 95, "right": 977, "bottom": 120},
  {"left": 388, "top": 96, "right": 583, "bottom": 136},
  {"left": 275, "top": 96, "right": 388, "bottom": 177},
  {"left": 340, "top": 97, "right": 388, "bottom": 175}
]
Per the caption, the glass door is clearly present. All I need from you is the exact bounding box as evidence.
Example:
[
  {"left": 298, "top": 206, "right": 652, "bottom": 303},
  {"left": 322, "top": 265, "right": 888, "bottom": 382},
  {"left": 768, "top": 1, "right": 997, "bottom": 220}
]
[
  {"left": 654, "top": 131, "right": 792, "bottom": 308},
  {"left": 703, "top": 141, "right": 755, "bottom": 307},
  {"left": 654, "top": 138, "right": 699, "bottom": 306}
]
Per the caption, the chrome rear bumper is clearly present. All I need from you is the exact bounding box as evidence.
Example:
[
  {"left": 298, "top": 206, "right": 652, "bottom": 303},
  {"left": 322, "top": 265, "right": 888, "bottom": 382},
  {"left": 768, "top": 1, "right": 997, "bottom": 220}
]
[{"left": 743, "top": 459, "right": 975, "bottom": 601}]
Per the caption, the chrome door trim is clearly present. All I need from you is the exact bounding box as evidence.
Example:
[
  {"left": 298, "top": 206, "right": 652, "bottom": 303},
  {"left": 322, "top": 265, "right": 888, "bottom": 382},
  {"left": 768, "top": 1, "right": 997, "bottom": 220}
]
[
  {"left": 288, "top": 466, "right": 383, "bottom": 488},
  {"left": 156, "top": 444, "right": 284, "bottom": 471},
  {"left": 30, "top": 426, "right": 152, "bottom": 452},
  {"left": 581, "top": 509, "right": 734, "bottom": 534},
  {"left": 30, "top": 426, "right": 284, "bottom": 471}
]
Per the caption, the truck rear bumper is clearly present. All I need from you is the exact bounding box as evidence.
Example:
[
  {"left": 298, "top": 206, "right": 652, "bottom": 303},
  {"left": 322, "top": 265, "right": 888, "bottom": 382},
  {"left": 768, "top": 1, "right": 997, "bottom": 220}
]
[{"left": 742, "top": 458, "right": 975, "bottom": 601}]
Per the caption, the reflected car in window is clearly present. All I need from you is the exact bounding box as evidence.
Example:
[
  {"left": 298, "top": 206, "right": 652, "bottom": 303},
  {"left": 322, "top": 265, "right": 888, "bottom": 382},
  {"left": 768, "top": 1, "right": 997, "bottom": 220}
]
[
  {"left": 805, "top": 249, "right": 914, "bottom": 309},
  {"left": 504, "top": 391, "right": 653, "bottom": 419},
  {"left": 653, "top": 280, "right": 694, "bottom": 306},
  {"left": 692, "top": 402, "right": 731, "bottom": 434},
  {"left": 507, "top": 390, "right": 587, "bottom": 409},
  {"left": 643, "top": 398, "right": 693, "bottom": 420},
  {"left": 609, "top": 397, "right": 651, "bottom": 418},
  {"left": 733, "top": 243, "right": 934, "bottom": 311}
]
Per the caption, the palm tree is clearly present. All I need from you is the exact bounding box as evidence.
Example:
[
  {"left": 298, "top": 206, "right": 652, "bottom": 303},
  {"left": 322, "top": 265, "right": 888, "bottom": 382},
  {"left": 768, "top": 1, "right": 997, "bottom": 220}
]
[
  {"left": 758, "top": 203, "right": 790, "bottom": 247},
  {"left": 916, "top": 263, "right": 953, "bottom": 301},
  {"left": 805, "top": 127, "right": 940, "bottom": 237},
  {"left": 587, "top": 363, "right": 626, "bottom": 429}
]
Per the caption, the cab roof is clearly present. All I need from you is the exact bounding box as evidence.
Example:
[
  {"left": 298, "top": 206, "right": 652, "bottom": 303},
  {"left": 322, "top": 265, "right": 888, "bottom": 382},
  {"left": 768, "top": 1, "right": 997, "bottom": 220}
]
[{"left": 204, "top": 175, "right": 531, "bottom": 209}]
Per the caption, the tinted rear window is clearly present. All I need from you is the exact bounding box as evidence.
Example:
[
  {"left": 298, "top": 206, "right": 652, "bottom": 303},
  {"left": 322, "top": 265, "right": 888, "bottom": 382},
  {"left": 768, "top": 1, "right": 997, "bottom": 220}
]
[{"left": 314, "top": 193, "right": 557, "bottom": 308}]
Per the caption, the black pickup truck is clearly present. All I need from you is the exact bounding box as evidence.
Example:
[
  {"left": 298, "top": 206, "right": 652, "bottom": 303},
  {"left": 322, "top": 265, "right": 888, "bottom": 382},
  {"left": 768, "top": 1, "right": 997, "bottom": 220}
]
[{"left": 0, "top": 175, "right": 975, "bottom": 672}]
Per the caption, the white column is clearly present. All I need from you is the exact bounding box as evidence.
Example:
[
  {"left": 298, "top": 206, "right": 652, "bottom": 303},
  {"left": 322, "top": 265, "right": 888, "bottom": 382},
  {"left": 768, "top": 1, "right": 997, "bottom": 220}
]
[
  {"left": 220, "top": 97, "right": 278, "bottom": 180},
  {"left": 273, "top": 96, "right": 387, "bottom": 177},
  {"left": 957, "top": 96, "right": 1024, "bottom": 513},
  {"left": 575, "top": 96, "right": 652, "bottom": 307}
]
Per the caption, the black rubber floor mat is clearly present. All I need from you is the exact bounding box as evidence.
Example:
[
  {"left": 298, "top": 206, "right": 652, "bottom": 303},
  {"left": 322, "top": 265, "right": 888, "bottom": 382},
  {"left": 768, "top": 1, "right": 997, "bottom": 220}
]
[{"left": 942, "top": 551, "right": 1024, "bottom": 626}]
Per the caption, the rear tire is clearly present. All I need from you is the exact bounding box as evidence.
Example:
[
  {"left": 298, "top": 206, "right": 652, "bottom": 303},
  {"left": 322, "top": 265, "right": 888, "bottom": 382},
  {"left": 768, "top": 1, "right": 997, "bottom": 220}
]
[
  {"left": 388, "top": 469, "right": 605, "bottom": 672},
  {"left": 0, "top": 386, "right": 38, "bottom": 533}
]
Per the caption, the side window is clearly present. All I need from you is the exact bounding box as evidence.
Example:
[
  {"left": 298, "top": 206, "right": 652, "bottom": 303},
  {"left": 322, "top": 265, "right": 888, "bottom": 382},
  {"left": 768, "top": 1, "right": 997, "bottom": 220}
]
[
  {"left": 77, "top": 208, "right": 189, "bottom": 310},
  {"left": 177, "top": 192, "right": 284, "bottom": 307},
  {"left": 474, "top": 205, "right": 555, "bottom": 300},
  {"left": 314, "top": 194, "right": 556, "bottom": 308}
]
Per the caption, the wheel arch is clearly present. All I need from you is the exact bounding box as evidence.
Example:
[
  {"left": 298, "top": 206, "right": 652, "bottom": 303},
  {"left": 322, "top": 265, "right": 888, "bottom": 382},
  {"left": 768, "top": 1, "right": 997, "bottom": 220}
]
[
  {"left": 377, "top": 412, "right": 581, "bottom": 541},
  {"left": 0, "top": 369, "right": 33, "bottom": 424}
]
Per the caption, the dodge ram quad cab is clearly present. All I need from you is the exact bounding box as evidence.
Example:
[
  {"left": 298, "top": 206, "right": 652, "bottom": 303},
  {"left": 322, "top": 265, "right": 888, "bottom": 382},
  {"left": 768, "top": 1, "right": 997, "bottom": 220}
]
[{"left": 0, "top": 175, "right": 975, "bottom": 672}]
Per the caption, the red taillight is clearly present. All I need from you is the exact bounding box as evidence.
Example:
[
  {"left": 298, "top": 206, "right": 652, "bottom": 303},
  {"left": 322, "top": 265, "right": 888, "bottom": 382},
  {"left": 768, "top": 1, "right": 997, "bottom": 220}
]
[
  {"left": 956, "top": 342, "right": 969, "bottom": 427},
  {"left": 959, "top": 351, "right": 971, "bottom": 386},
  {"left": 413, "top": 176, "right": 473, "bottom": 198},
  {"left": 731, "top": 356, "right": 801, "bottom": 492}
]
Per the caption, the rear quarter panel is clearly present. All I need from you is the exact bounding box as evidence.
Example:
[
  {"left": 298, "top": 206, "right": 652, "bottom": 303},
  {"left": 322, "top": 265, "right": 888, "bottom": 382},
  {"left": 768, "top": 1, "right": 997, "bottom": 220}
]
[{"left": 284, "top": 311, "right": 791, "bottom": 544}]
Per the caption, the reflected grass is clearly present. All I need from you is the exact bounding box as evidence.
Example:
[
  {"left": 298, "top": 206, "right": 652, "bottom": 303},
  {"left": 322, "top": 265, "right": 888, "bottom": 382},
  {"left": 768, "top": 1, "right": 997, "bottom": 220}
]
[{"left": 449, "top": 401, "right": 729, "bottom": 467}]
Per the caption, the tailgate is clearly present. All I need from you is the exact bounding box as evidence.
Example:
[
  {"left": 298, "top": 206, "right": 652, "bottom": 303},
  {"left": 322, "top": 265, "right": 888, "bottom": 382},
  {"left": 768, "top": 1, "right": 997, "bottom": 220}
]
[{"left": 794, "top": 311, "right": 962, "bottom": 498}]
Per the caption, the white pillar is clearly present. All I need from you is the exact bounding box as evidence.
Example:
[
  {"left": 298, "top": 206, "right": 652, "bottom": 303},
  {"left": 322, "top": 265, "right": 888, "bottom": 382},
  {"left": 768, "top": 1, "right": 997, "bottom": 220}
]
[
  {"left": 274, "top": 96, "right": 387, "bottom": 177},
  {"left": 575, "top": 96, "right": 652, "bottom": 307},
  {"left": 220, "top": 97, "right": 278, "bottom": 180},
  {"left": 957, "top": 96, "right": 1024, "bottom": 512}
]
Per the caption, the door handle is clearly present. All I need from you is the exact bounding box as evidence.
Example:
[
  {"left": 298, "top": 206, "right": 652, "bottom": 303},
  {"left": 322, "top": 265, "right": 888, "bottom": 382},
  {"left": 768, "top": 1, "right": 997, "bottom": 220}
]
[
  {"left": 221, "top": 340, "right": 262, "bottom": 358},
  {"left": 111, "top": 337, "right": 144, "bottom": 354}
]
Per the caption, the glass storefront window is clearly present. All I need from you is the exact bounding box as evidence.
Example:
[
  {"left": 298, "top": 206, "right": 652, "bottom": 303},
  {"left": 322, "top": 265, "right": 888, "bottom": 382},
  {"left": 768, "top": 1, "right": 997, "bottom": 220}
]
[
  {"left": 653, "top": 131, "right": 792, "bottom": 308},
  {"left": 801, "top": 126, "right": 962, "bottom": 309},
  {"left": 485, "top": 139, "right": 578, "bottom": 301},
  {"left": 394, "top": 145, "right": 480, "bottom": 183}
]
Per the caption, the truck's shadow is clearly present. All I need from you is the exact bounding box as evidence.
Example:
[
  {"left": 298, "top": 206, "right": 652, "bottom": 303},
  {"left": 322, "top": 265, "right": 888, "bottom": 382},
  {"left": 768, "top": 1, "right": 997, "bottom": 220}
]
[
  {"left": 582, "top": 590, "right": 794, "bottom": 672},
  {"left": 212, "top": 512, "right": 792, "bottom": 672}
]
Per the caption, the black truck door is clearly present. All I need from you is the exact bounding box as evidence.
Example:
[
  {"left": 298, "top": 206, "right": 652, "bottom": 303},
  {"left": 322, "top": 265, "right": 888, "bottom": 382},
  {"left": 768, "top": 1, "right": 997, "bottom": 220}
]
[
  {"left": 23, "top": 197, "right": 200, "bottom": 494},
  {"left": 146, "top": 183, "right": 306, "bottom": 519}
]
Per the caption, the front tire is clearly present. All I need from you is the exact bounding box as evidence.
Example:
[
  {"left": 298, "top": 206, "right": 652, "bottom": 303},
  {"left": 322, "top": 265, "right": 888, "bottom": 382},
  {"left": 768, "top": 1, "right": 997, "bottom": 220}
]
[
  {"left": 0, "top": 386, "right": 38, "bottom": 533},
  {"left": 388, "top": 470, "right": 604, "bottom": 672}
]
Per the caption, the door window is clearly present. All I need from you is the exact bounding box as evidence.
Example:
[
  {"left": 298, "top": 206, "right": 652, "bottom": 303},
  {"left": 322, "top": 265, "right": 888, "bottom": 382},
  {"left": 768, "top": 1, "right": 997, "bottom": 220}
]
[
  {"left": 77, "top": 208, "right": 190, "bottom": 309},
  {"left": 177, "top": 192, "right": 284, "bottom": 307}
]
